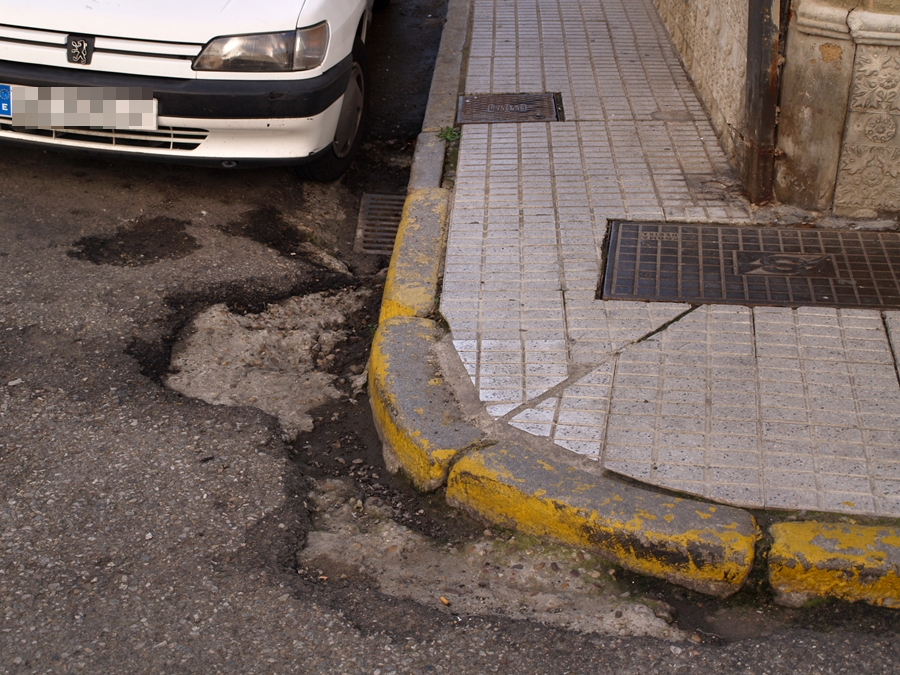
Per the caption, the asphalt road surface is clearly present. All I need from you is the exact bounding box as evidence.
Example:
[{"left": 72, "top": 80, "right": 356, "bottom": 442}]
[{"left": 1, "top": 1, "right": 899, "bottom": 673}]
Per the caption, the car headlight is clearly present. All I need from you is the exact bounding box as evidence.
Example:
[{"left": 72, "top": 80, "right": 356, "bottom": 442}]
[{"left": 193, "top": 23, "right": 329, "bottom": 72}]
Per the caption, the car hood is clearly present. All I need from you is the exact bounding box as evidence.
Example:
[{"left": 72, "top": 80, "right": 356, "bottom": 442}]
[{"left": 0, "top": 0, "right": 311, "bottom": 44}]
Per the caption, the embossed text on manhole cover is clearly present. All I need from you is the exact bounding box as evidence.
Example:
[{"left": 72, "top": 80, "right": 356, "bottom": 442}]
[
  {"left": 457, "top": 93, "right": 563, "bottom": 124},
  {"left": 601, "top": 221, "right": 900, "bottom": 309}
]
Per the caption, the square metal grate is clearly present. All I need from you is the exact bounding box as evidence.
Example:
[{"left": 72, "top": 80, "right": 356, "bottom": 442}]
[
  {"left": 457, "top": 93, "right": 563, "bottom": 124},
  {"left": 354, "top": 194, "right": 406, "bottom": 255},
  {"left": 601, "top": 221, "right": 900, "bottom": 310}
]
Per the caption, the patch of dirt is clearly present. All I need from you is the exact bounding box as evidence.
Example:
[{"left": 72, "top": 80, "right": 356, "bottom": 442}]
[
  {"left": 291, "top": 392, "right": 479, "bottom": 543},
  {"left": 125, "top": 270, "right": 356, "bottom": 384},
  {"left": 218, "top": 206, "right": 354, "bottom": 273},
  {"left": 68, "top": 216, "right": 200, "bottom": 265},
  {"left": 613, "top": 557, "right": 900, "bottom": 643}
]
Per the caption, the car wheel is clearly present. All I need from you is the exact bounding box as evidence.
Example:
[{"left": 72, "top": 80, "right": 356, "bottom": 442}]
[{"left": 296, "top": 38, "right": 368, "bottom": 182}]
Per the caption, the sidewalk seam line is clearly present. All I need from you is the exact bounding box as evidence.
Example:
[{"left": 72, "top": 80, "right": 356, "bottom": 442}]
[
  {"left": 498, "top": 362, "right": 603, "bottom": 424},
  {"left": 750, "top": 307, "right": 768, "bottom": 509},
  {"left": 883, "top": 311, "right": 900, "bottom": 391},
  {"left": 497, "top": 306, "right": 697, "bottom": 424},
  {"left": 598, "top": 352, "right": 620, "bottom": 468},
  {"left": 517, "top": 121, "right": 528, "bottom": 416},
  {"left": 703, "top": 307, "right": 712, "bottom": 499},
  {"left": 794, "top": 308, "right": 823, "bottom": 510},
  {"left": 851, "top": 309, "right": 881, "bottom": 510}
]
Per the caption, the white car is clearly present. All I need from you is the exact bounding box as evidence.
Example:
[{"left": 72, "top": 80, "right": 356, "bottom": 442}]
[{"left": 0, "top": 0, "right": 386, "bottom": 180}]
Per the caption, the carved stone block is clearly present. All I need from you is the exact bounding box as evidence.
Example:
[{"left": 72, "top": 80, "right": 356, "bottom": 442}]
[{"left": 835, "top": 44, "right": 900, "bottom": 215}]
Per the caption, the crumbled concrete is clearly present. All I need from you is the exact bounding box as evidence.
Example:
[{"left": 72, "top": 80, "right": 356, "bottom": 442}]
[
  {"left": 300, "top": 478, "right": 687, "bottom": 641},
  {"left": 167, "top": 289, "right": 371, "bottom": 441}
]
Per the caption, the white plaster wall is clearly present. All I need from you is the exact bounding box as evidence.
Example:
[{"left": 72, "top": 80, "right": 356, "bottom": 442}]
[{"left": 652, "top": 0, "right": 748, "bottom": 164}]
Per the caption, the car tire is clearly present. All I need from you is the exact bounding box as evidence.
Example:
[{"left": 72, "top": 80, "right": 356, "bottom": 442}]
[
  {"left": 373, "top": 0, "right": 390, "bottom": 10},
  {"left": 295, "top": 38, "right": 368, "bottom": 182}
]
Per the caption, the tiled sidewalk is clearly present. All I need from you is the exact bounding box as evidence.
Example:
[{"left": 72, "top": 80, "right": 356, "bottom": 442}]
[{"left": 439, "top": 0, "right": 900, "bottom": 517}]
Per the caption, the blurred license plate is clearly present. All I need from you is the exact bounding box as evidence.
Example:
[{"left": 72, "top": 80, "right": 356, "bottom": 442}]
[{"left": 2, "top": 85, "right": 157, "bottom": 130}]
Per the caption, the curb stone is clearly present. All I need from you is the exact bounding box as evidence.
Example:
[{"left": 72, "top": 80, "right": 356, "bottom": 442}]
[
  {"left": 446, "top": 445, "right": 757, "bottom": 597},
  {"left": 769, "top": 522, "right": 900, "bottom": 608},
  {"left": 366, "top": 0, "right": 900, "bottom": 604},
  {"left": 369, "top": 315, "right": 484, "bottom": 491},
  {"left": 378, "top": 187, "right": 449, "bottom": 324}
]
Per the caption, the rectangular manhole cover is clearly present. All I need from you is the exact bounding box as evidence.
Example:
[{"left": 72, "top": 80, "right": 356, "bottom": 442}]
[
  {"left": 354, "top": 194, "right": 406, "bottom": 255},
  {"left": 601, "top": 221, "right": 900, "bottom": 309},
  {"left": 457, "top": 93, "right": 563, "bottom": 124}
]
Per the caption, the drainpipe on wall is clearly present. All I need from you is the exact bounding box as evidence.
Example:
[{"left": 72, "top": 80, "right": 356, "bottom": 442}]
[{"left": 742, "top": 0, "right": 786, "bottom": 204}]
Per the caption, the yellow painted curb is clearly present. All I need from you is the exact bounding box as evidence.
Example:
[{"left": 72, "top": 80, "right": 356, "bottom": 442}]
[
  {"left": 368, "top": 316, "right": 483, "bottom": 491},
  {"left": 447, "top": 448, "right": 757, "bottom": 597},
  {"left": 769, "top": 522, "right": 900, "bottom": 608},
  {"left": 379, "top": 187, "right": 450, "bottom": 323}
]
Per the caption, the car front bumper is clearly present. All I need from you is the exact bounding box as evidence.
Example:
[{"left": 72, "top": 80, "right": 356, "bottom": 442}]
[{"left": 0, "top": 57, "right": 352, "bottom": 164}]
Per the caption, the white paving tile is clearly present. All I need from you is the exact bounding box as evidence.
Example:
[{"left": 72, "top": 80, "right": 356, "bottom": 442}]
[
  {"left": 599, "top": 306, "right": 900, "bottom": 516},
  {"left": 440, "top": 0, "right": 900, "bottom": 517},
  {"left": 510, "top": 361, "right": 615, "bottom": 460}
]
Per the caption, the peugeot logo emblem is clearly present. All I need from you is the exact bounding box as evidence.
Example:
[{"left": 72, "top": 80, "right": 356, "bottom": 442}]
[{"left": 66, "top": 35, "right": 95, "bottom": 65}]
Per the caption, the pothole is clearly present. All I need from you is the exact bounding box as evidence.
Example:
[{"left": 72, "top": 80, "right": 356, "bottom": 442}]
[
  {"left": 299, "top": 477, "right": 687, "bottom": 642},
  {"left": 165, "top": 287, "right": 372, "bottom": 441}
]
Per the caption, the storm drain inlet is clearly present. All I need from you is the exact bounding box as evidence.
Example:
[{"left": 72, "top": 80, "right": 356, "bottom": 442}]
[
  {"left": 354, "top": 194, "right": 406, "bottom": 255},
  {"left": 601, "top": 221, "right": 900, "bottom": 310},
  {"left": 457, "top": 93, "right": 563, "bottom": 124}
]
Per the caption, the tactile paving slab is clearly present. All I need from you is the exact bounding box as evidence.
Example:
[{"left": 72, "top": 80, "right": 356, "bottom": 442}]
[{"left": 602, "top": 222, "right": 900, "bottom": 310}]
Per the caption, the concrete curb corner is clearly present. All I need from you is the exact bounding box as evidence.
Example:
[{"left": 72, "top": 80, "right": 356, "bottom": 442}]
[{"left": 368, "top": 315, "right": 484, "bottom": 491}]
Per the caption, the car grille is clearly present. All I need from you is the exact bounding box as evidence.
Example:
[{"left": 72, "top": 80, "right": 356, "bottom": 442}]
[
  {"left": 0, "top": 23, "right": 202, "bottom": 61},
  {"left": 0, "top": 121, "right": 208, "bottom": 150}
]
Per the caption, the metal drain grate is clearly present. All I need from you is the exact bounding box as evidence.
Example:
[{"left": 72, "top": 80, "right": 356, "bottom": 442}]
[
  {"left": 457, "top": 93, "right": 563, "bottom": 124},
  {"left": 354, "top": 194, "right": 406, "bottom": 255},
  {"left": 601, "top": 221, "right": 900, "bottom": 309}
]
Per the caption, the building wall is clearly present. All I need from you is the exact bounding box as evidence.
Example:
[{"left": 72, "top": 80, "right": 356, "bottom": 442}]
[
  {"left": 775, "top": 0, "right": 900, "bottom": 217},
  {"left": 652, "top": 0, "right": 748, "bottom": 165}
]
